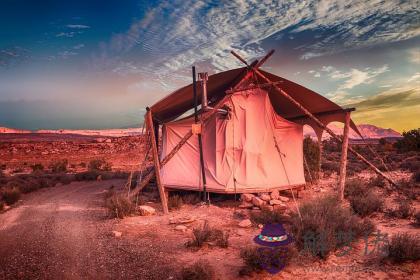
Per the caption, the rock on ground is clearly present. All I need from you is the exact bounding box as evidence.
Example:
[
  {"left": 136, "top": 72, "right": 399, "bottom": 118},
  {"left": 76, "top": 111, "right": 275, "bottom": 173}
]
[
  {"left": 238, "top": 219, "right": 252, "bottom": 228},
  {"left": 138, "top": 205, "right": 156, "bottom": 216},
  {"left": 252, "top": 197, "right": 265, "bottom": 207},
  {"left": 241, "top": 193, "right": 254, "bottom": 202}
]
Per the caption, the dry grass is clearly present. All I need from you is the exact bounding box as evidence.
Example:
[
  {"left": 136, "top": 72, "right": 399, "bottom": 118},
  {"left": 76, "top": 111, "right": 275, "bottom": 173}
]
[
  {"left": 385, "top": 233, "right": 420, "bottom": 263},
  {"left": 186, "top": 221, "right": 230, "bottom": 249},
  {"left": 290, "top": 194, "right": 375, "bottom": 259},
  {"left": 345, "top": 179, "right": 384, "bottom": 217},
  {"left": 168, "top": 194, "right": 183, "bottom": 210},
  {"left": 49, "top": 159, "right": 68, "bottom": 173},
  {"left": 104, "top": 191, "right": 135, "bottom": 219},
  {"left": 88, "top": 159, "right": 112, "bottom": 171},
  {"left": 388, "top": 199, "right": 414, "bottom": 219},
  {"left": 181, "top": 261, "right": 215, "bottom": 280},
  {"left": 414, "top": 212, "right": 420, "bottom": 227}
]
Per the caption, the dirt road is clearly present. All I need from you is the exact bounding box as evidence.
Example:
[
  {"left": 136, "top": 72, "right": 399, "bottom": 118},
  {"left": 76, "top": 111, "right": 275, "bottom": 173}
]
[{"left": 0, "top": 180, "right": 175, "bottom": 280}]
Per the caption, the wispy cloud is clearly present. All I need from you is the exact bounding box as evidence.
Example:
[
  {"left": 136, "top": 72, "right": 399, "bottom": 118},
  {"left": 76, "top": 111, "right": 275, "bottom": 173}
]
[
  {"left": 66, "top": 24, "right": 90, "bottom": 29},
  {"left": 73, "top": 44, "right": 85, "bottom": 50}
]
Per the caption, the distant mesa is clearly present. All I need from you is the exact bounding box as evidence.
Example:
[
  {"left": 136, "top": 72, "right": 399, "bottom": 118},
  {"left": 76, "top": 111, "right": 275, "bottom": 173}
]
[{"left": 0, "top": 124, "right": 401, "bottom": 139}]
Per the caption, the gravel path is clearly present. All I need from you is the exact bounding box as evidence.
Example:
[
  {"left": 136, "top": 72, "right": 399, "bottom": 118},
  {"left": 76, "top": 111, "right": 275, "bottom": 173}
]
[{"left": 0, "top": 180, "right": 174, "bottom": 280}]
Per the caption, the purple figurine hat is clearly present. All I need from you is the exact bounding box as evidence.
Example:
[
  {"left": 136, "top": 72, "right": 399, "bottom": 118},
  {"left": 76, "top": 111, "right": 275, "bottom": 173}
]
[{"left": 253, "top": 223, "right": 293, "bottom": 247}]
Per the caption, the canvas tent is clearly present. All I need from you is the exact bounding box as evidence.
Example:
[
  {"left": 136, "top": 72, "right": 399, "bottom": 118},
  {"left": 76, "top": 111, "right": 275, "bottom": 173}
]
[{"left": 131, "top": 50, "right": 395, "bottom": 214}]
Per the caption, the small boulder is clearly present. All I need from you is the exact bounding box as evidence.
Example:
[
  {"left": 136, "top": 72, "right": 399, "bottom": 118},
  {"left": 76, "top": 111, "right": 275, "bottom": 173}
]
[
  {"left": 138, "top": 205, "right": 156, "bottom": 216},
  {"left": 269, "top": 199, "right": 283, "bottom": 205},
  {"left": 261, "top": 205, "right": 274, "bottom": 211},
  {"left": 241, "top": 193, "right": 254, "bottom": 202},
  {"left": 238, "top": 219, "right": 252, "bottom": 228},
  {"left": 259, "top": 193, "right": 271, "bottom": 201},
  {"left": 112, "top": 231, "right": 122, "bottom": 238},
  {"left": 252, "top": 196, "right": 265, "bottom": 207},
  {"left": 270, "top": 190, "right": 280, "bottom": 200},
  {"left": 238, "top": 202, "right": 253, "bottom": 209},
  {"left": 273, "top": 204, "right": 287, "bottom": 211},
  {"left": 175, "top": 225, "right": 187, "bottom": 232},
  {"left": 279, "top": 196, "right": 290, "bottom": 202}
]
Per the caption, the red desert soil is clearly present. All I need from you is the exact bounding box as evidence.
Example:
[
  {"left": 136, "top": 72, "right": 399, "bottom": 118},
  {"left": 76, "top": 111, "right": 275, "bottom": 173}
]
[{"left": 1, "top": 177, "right": 419, "bottom": 280}]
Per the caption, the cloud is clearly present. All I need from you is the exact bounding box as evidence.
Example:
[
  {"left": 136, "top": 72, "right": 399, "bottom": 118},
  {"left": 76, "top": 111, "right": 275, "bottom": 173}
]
[
  {"left": 409, "top": 48, "right": 420, "bottom": 64},
  {"left": 331, "top": 65, "right": 389, "bottom": 90},
  {"left": 308, "top": 70, "right": 321, "bottom": 77},
  {"left": 73, "top": 44, "right": 85, "bottom": 50},
  {"left": 58, "top": 51, "right": 78, "bottom": 59},
  {"left": 346, "top": 88, "right": 420, "bottom": 132},
  {"left": 407, "top": 72, "right": 420, "bottom": 82},
  {"left": 66, "top": 24, "right": 90, "bottom": 29}
]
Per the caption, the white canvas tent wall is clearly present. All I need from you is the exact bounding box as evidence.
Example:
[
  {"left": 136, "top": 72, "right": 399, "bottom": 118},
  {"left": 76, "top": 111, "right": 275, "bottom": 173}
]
[{"left": 161, "top": 88, "right": 305, "bottom": 193}]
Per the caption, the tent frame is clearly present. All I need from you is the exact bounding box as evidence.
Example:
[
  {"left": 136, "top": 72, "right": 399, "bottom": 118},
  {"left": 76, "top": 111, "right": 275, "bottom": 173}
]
[{"left": 131, "top": 50, "right": 396, "bottom": 213}]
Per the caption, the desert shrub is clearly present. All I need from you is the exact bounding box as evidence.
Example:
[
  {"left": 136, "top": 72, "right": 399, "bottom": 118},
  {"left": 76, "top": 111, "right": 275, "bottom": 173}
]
[
  {"left": 88, "top": 159, "right": 112, "bottom": 171},
  {"left": 394, "top": 129, "right": 420, "bottom": 152},
  {"left": 349, "top": 192, "right": 383, "bottom": 217},
  {"left": 239, "top": 246, "right": 295, "bottom": 276},
  {"left": 250, "top": 208, "right": 289, "bottom": 225},
  {"left": 75, "top": 170, "right": 100, "bottom": 181},
  {"left": 186, "top": 221, "right": 229, "bottom": 249},
  {"left": 182, "top": 193, "right": 201, "bottom": 205},
  {"left": 186, "top": 221, "right": 212, "bottom": 248},
  {"left": 415, "top": 212, "right": 420, "bottom": 226},
  {"left": 344, "top": 179, "right": 366, "bottom": 198},
  {"left": 413, "top": 170, "right": 420, "bottom": 183},
  {"left": 399, "top": 158, "right": 420, "bottom": 172},
  {"left": 389, "top": 200, "right": 414, "bottom": 219},
  {"left": 290, "top": 194, "right": 375, "bottom": 259},
  {"left": 105, "top": 192, "right": 135, "bottom": 218},
  {"left": 321, "top": 161, "right": 339, "bottom": 174},
  {"left": 168, "top": 194, "right": 183, "bottom": 210},
  {"left": 303, "top": 136, "right": 320, "bottom": 180},
  {"left": 0, "top": 201, "right": 4, "bottom": 211},
  {"left": 181, "top": 261, "right": 215, "bottom": 280},
  {"left": 49, "top": 159, "right": 68, "bottom": 173},
  {"left": 2, "top": 187, "right": 21, "bottom": 205},
  {"left": 322, "top": 138, "right": 341, "bottom": 152},
  {"left": 369, "top": 175, "right": 386, "bottom": 188},
  {"left": 0, "top": 169, "right": 4, "bottom": 178},
  {"left": 31, "top": 163, "right": 44, "bottom": 172},
  {"left": 385, "top": 233, "right": 420, "bottom": 263}
]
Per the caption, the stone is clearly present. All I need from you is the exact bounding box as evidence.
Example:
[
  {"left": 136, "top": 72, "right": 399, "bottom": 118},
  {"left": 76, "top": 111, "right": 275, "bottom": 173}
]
[
  {"left": 269, "top": 199, "right": 284, "bottom": 205},
  {"left": 241, "top": 193, "right": 254, "bottom": 202},
  {"left": 270, "top": 190, "right": 280, "bottom": 200},
  {"left": 105, "top": 139, "right": 112, "bottom": 143},
  {"left": 138, "top": 205, "right": 156, "bottom": 216},
  {"left": 252, "top": 207, "right": 260, "bottom": 211},
  {"left": 238, "top": 202, "right": 253, "bottom": 209},
  {"left": 278, "top": 196, "right": 290, "bottom": 202},
  {"left": 273, "top": 204, "right": 287, "bottom": 211},
  {"left": 112, "top": 231, "right": 122, "bottom": 237},
  {"left": 175, "top": 225, "right": 187, "bottom": 232},
  {"left": 259, "top": 193, "right": 271, "bottom": 201},
  {"left": 3, "top": 205, "right": 11, "bottom": 211},
  {"left": 252, "top": 196, "right": 265, "bottom": 207},
  {"left": 238, "top": 219, "right": 252, "bottom": 228},
  {"left": 261, "top": 205, "right": 274, "bottom": 211}
]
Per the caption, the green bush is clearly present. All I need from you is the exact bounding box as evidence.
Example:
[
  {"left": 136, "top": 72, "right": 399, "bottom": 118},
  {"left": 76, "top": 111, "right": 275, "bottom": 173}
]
[
  {"left": 2, "top": 187, "right": 21, "bottom": 205},
  {"left": 88, "top": 159, "right": 112, "bottom": 171},
  {"left": 385, "top": 233, "right": 420, "bottom": 263},
  {"left": 181, "top": 261, "right": 215, "bottom": 280},
  {"left": 49, "top": 159, "right": 68, "bottom": 173},
  {"left": 290, "top": 194, "right": 375, "bottom": 259},
  {"left": 303, "top": 136, "right": 320, "bottom": 180},
  {"left": 394, "top": 129, "right": 420, "bottom": 152}
]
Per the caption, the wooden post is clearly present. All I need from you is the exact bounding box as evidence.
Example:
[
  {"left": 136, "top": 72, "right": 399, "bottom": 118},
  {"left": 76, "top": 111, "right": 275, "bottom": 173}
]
[
  {"left": 338, "top": 112, "right": 350, "bottom": 201},
  {"left": 146, "top": 108, "right": 169, "bottom": 214}
]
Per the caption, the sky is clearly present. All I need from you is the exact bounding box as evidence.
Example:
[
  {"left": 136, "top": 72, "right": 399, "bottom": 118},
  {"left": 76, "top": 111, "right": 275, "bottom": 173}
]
[{"left": 0, "top": 0, "right": 419, "bottom": 132}]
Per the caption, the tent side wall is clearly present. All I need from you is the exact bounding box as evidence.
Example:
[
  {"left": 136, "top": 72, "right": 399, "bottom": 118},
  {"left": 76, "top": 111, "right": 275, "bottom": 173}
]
[{"left": 160, "top": 89, "right": 306, "bottom": 193}]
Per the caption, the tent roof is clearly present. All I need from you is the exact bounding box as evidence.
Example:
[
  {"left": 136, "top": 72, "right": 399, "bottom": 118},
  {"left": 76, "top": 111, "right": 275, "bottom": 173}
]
[{"left": 150, "top": 67, "right": 358, "bottom": 134}]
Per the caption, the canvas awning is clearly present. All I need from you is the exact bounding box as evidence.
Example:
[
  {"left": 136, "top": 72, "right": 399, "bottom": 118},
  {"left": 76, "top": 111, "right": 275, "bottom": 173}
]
[{"left": 150, "top": 67, "right": 360, "bottom": 136}]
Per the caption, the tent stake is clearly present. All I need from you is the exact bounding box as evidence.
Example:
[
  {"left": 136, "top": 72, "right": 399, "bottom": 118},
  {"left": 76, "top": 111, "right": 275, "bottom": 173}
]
[{"left": 146, "top": 108, "right": 169, "bottom": 214}]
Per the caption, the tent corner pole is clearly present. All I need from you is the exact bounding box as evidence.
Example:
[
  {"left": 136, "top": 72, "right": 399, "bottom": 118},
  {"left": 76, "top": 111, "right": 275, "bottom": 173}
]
[{"left": 338, "top": 112, "right": 350, "bottom": 201}]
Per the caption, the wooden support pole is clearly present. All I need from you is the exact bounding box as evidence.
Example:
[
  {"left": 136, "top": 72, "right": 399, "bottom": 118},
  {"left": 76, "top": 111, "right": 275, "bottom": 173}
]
[
  {"left": 338, "top": 112, "right": 350, "bottom": 201},
  {"left": 146, "top": 109, "right": 168, "bottom": 214}
]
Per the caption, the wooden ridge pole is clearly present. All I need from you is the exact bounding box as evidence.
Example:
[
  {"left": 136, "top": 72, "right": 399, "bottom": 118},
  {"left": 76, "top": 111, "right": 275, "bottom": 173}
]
[
  {"left": 252, "top": 67, "right": 397, "bottom": 186},
  {"left": 338, "top": 112, "right": 350, "bottom": 200},
  {"left": 146, "top": 108, "right": 168, "bottom": 214}
]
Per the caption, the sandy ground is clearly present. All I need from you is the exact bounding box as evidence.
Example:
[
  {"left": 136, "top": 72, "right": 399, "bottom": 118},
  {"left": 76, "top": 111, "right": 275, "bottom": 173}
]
[
  {"left": 0, "top": 180, "right": 177, "bottom": 280},
  {"left": 0, "top": 178, "right": 418, "bottom": 280}
]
